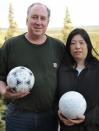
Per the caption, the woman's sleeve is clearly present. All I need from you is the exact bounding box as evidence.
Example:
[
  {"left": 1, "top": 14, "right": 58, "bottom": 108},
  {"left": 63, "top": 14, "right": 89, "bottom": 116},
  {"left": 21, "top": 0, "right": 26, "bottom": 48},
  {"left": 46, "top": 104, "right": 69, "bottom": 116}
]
[{"left": 84, "top": 103, "right": 99, "bottom": 126}]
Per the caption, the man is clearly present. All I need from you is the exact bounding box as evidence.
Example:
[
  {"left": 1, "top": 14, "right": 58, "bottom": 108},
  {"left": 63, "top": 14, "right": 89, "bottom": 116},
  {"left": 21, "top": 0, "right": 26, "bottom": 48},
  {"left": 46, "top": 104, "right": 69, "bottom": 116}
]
[{"left": 0, "top": 3, "right": 65, "bottom": 131}]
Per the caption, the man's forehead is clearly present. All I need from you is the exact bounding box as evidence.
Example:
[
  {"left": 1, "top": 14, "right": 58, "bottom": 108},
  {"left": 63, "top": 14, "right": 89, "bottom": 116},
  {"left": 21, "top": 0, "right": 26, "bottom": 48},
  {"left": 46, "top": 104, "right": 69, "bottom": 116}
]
[
  {"left": 29, "top": 5, "right": 48, "bottom": 17},
  {"left": 31, "top": 4, "right": 47, "bottom": 12}
]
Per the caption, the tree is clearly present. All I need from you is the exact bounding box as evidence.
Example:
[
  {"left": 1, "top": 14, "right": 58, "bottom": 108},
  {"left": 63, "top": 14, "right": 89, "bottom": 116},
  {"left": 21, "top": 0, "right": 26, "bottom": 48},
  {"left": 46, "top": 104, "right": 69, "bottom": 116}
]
[
  {"left": 6, "top": 2, "right": 19, "bottom": 39},
  {"left": 62, "top": 7, "right": 73, "bottom": 43}
]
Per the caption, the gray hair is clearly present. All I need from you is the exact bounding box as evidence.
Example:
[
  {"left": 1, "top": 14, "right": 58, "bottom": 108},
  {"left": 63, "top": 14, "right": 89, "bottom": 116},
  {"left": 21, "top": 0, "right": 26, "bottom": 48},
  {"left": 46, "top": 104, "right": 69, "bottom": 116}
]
[{"left": 27, "top": 3, "right": 50, "bottom": 18}]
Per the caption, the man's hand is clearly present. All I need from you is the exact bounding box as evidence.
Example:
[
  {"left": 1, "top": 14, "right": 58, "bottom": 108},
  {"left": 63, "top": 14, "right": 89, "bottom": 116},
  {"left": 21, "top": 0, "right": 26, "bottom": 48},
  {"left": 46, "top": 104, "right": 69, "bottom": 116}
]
[
  {"left": 0, "top": 81, "right": 30, "bottom": 99},
  {"left": 3, "top": 86, "right": 30, "bottom": 99}
]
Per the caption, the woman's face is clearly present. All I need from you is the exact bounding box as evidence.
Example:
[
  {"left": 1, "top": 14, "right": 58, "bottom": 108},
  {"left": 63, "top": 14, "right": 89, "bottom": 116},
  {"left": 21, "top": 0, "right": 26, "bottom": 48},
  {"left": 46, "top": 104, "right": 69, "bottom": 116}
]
[{"left": 70, "top": 34, "right": 88, "bottom": 62}]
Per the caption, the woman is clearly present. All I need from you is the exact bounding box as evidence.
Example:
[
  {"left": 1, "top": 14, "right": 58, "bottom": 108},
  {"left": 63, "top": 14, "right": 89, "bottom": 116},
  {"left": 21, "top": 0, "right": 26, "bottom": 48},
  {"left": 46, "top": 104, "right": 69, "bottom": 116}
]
[{"left": 58, "top": 28, "right": 99, "bottom": 131}]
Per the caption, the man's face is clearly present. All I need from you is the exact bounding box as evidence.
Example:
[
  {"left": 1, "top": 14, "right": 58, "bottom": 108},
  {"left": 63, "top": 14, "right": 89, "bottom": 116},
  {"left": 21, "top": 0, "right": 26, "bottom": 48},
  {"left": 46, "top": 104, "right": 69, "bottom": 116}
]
[{"left": 26, "top": 4, "right": 49, "bottom": 37}]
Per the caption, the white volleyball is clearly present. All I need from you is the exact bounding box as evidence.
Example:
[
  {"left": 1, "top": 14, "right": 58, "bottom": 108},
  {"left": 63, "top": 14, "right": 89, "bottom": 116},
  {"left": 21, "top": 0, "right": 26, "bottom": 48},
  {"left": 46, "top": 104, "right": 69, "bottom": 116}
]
[{"left": 59, "top": 91, "right": 87, "bottom": 119}]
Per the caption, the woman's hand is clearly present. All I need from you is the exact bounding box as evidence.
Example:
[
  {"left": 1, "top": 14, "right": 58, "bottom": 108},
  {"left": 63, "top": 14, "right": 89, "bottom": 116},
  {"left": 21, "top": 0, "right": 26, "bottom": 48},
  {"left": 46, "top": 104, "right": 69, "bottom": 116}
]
[{"left": 58, "top": 110, "right": 85, "bottom": 126}]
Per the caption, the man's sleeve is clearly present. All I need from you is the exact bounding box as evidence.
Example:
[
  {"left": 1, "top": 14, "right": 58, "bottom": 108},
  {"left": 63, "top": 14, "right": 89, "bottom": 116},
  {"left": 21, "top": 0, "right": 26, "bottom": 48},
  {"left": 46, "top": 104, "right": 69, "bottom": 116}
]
[{"left": 0, "top": 44, "right": 8, "bottom": 82}]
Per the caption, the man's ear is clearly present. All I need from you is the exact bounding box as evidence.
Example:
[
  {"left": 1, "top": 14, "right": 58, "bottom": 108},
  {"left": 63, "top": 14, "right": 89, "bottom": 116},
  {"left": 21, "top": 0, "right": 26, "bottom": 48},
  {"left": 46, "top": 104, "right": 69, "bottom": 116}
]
[
  {"left": 26, "top": 17, "right": 28, "bottom": 24},
  {"left": 47, "top": 19, "right": 50, "bottom": 25}
]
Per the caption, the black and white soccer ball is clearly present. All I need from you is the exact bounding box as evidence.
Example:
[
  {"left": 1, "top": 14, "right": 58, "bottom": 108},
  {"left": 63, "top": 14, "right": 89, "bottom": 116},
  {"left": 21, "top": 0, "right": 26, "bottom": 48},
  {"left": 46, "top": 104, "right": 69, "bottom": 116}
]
[{"left": 7, "top": 66, "right": 35, "bottom": 92}]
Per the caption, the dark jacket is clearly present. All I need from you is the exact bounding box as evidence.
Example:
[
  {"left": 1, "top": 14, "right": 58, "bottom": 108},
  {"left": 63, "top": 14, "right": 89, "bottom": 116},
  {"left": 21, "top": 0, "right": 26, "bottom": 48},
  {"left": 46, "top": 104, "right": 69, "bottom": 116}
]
[{"left": 58, "top": 61, "right": 99, "bottom": 131}]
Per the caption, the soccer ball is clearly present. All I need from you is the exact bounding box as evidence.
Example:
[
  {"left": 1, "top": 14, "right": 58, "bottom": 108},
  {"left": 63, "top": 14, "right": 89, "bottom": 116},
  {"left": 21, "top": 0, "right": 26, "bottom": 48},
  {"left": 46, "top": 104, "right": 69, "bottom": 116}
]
[
  {"left": 59, "top": 91, "right": 87, "bottom": 119},
  {"left": 7, "top": 66, "right": 35, "bottom": 92}
]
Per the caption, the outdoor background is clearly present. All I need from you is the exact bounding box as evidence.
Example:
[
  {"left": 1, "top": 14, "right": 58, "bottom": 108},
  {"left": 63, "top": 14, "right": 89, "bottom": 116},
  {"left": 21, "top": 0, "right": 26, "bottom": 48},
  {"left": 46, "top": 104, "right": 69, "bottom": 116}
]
[{"left": 0, "top": 0, "right": 99, "bottom": 130}]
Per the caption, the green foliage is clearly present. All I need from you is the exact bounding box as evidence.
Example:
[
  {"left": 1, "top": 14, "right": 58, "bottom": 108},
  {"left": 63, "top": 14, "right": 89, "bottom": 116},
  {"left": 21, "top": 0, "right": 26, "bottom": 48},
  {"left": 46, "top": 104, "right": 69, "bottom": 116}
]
[
  {"left": 0, "top": 31, "right": 6, "bottom": 47},
  {"left": 0, "top": 98, "right": 6, "bottom": 131},
  {"left": 6, "top": 2, "right": 20, "bottom": 40},
  {"left": 0, "top": 120, "right": 5, "bottom": 131},
  {"left": 62, "top": 7, "right": 73, "bottom": 43},
  {"left": 89, "top": 32, "right": 99, "bottom": 59}
]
